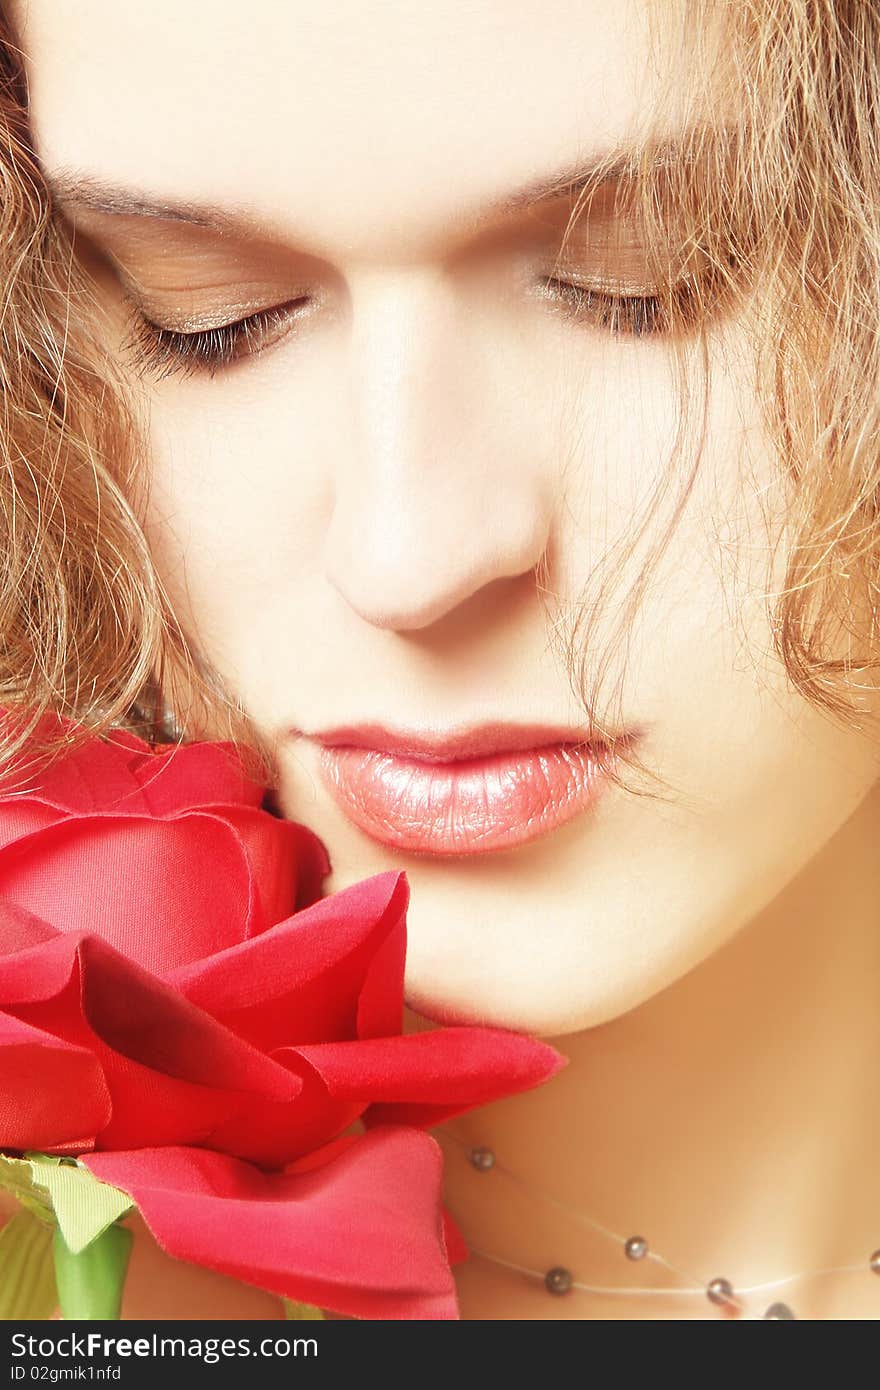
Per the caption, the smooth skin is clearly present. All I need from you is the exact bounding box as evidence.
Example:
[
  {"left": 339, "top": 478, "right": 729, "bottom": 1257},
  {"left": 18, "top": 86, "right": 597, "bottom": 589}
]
[{"left": 7, "top": 0, "right": 880, "bottom": 1318}]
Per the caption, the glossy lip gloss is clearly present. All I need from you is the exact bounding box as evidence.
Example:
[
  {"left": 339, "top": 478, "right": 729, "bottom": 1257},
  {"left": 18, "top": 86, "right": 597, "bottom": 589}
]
[{"left": 310, "top": 723, "right": 630, "bottom": 856}]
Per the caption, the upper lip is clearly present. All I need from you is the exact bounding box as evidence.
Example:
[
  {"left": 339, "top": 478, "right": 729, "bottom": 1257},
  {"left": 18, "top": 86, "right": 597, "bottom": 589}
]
[{"left": 298, "top": 722, "right": 606, "bottom": 764}]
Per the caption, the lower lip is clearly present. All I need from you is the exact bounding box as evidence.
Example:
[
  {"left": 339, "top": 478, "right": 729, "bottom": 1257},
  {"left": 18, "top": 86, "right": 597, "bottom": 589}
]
[{"left": 316, "top": 741, "right": 618, "bottom": 856}]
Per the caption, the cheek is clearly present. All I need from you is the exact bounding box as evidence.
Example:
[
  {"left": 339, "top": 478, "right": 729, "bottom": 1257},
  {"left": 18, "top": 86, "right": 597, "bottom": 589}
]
[{"left": 140, "top": 367, "right": 332, "bottom": 664}]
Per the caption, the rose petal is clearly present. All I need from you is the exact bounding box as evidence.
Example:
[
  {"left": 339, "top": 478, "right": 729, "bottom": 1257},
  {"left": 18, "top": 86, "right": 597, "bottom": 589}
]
[
  {"left": 168, "top": 871, "right": 408, "bottom": 1050},
  {"left": 442, "top": 1208, "right": 469, "bottom": 1266},
  {"left": 0, "top": 817, "right": 259, "bottom": 971},
  {"left": 83, "top": 1126, "right": 459, "bottom": 1320},
  {"left": 197, "top": 1050, "right": 363, "bottom": 1168},
  {"left": 355, "top": 903, "right": 407, "bottom": 1039},
  {"left": 0, "top": 931, "right": 304, "bottom": 1151},
  {"left": 0, "top": 716, "right": 265, "bottom": 818},
  {"left": 0, "top": 1009, "right": 111, "bottom": 1150},
  {"left": 101, "top": 740, "right": 265, "bottom": 818},
  {"left": 0, "top": 900, "right": 60, "bottom": 956},
  {"left": 203, "top": 1025, "right": 565, "bottom": 1169},
  {"left": 76, "top": 936, "right": 301, "bottom": 1099},
  {"left": 0, "top": 718, "right": 330, "bottom": 964},
  {"left": 293, "top": 1027, "right": 566, "bottom": 1127}
]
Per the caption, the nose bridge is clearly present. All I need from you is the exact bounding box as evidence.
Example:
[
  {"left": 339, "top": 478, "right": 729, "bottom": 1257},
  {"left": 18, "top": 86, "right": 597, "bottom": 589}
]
[
  {"left": 321, "top": 267, "right": 551, "bottom": 631},
  {"left": 348, "top": 265, "right": 470, "bottom": 494}
]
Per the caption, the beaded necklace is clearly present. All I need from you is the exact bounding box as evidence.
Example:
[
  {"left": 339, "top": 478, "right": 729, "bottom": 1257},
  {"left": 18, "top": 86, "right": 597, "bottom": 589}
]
[{"left": 438, "top": 1128, "right": 880, "bottom": 1319}]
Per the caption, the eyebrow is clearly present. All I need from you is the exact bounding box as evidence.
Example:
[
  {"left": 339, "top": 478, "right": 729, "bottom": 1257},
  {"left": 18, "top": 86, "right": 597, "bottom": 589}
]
[{"left": 44, "top": 131, "right": 707, "bottom": 238}]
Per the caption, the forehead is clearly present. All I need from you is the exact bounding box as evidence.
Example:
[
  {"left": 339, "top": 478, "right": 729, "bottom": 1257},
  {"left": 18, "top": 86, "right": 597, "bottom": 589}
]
[{"left": 16, "top": 0, "right": 686, "bottom": 260}]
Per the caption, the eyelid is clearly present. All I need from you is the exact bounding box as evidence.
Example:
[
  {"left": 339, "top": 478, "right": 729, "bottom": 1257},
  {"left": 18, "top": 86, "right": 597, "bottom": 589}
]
[
  {"left": 119, "top": 279, "right": 312, "bottom": 335},
  {"left": 547, "top": 241, "right": 697, "bottom": 296},
  {"left": 541, "top": 198, "right": 710, "bottom": 291}
]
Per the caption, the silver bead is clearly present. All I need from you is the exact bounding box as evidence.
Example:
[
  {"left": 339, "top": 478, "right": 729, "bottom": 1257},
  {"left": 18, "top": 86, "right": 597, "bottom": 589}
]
[
  {"left": 468, "top": 1146, "right": 495, "bottom": 1172},
  {"left": 706, "top": 1276, "right": 735, "bottom": 1307},
  {"left": 763, "top": 1302, "right": 796, "bottom": 1319},
  {"left": 870, "top": 1249, "right": 880, "bottom": 1274},
  {"left": 624, "top": 1236, "right": 648, "bottom": 1261},
  {"left": 544, "top": 1266, "right": 573, "bottom": 1295}
]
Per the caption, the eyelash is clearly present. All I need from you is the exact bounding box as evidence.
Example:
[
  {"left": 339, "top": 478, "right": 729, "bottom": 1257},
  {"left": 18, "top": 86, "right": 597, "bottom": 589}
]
[
  {"left": 122, "top": 298, "right": 309, "bottom": 381},
  {"left": 536, "top": 275, "right": 701, "bottom": 338},
  {"left": 123, "top": 275, "right": 699, "bottom": 381}
]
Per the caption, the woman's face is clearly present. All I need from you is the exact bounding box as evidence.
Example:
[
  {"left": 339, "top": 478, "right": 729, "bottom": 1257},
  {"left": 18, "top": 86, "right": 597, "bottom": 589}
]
[{"left": 17, "top": 0, "right": 880, "bottom": 1034}]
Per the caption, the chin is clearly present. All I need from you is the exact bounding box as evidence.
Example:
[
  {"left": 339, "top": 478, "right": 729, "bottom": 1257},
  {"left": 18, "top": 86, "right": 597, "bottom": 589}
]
[
  {"left": 402, "top": 970, "right": 615, "bottom": 1039},
  {"left": 402, "top": 937, "right": 688, "bottom": 1037}
]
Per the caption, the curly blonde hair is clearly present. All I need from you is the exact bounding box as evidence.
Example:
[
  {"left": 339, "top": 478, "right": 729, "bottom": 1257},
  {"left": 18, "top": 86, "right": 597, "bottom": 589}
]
[{"left": 0, "top": 0, "right": 877, "bottom": 793}]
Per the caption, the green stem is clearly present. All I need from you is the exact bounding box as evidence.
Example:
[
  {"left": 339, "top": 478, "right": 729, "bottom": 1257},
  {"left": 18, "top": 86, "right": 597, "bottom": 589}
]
[{"left": 52, "top": 1222, "right": 133, "bottom": 1320}]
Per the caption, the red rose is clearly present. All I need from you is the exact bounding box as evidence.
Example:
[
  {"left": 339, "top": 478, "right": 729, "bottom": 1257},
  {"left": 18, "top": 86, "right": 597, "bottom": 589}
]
[
  {"left": 0, "top": 706, "right": 329, "bottom": 972},
  {"left": 0, "top": 715, "right": 564, "bottom": 1318}
]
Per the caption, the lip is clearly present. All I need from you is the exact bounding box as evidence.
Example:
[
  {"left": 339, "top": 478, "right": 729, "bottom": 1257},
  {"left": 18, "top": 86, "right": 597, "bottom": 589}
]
[{"left": 305, "top": 722, "right": 630, "bottom": 856}]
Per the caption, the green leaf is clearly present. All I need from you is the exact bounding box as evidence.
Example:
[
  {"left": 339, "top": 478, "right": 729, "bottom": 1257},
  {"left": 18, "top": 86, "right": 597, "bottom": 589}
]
[
  {"left": 0, "top": 1154, "right": 55, "bottom": 1226},
  {"left": 0, "top": 1210, "right": 57, "bottom": 1320},
  {"left": 53, "top": 1222, "right": 133, "bottom": 1321},
  {"left": 25, "top": 1155, "right": 133, "bottom": 1255},
  {"left": 282, "top": 1297, "right": 326, "bottom": 1320}
]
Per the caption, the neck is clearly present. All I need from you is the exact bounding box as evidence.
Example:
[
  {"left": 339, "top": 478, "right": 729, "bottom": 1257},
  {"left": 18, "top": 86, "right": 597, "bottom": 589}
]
[{"left": 433, "top": 776, "right": 880, "bottom": 1318}]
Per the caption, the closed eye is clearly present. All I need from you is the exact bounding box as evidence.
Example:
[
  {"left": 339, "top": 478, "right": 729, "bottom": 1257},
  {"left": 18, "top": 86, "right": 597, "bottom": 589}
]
[
  {"left": 122, "top": 296, "right": 312, "bottom": 380},
  {"left": 535, "top": 274, "right": 703, "bottom": 338}
]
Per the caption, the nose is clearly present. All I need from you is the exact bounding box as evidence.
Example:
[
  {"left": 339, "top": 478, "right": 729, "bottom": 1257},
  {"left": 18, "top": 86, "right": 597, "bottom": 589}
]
[{"left": 321, "top": 269, "right": 553, "bottom": 632}]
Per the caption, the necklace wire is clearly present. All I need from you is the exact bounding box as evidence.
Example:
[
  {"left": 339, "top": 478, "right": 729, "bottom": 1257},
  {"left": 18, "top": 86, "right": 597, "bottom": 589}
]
[{"left": 436, "top": 1126, "right": 879, "bottom": 1318}]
